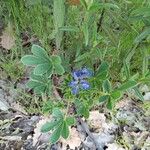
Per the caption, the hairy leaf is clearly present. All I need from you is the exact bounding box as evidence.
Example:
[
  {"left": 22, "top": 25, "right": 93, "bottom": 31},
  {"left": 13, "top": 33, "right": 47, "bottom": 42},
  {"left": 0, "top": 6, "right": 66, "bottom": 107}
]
[
  {"left": 103, "top": 79, "right": 111, "bottom": 93},
  {"left": 99, "top": 95, "right": 109, "bottom": 102},
  {"left": 61, "top": 121, "right": 69, "bottom": 139},
  {"left": 118, "top": 80, "right": 137, "bottom": 91}
]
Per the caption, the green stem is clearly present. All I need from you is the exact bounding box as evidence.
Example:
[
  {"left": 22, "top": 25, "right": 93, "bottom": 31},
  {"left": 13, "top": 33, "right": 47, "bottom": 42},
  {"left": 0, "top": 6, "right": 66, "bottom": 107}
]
[{"left": 64, "top": 100, "right": 70, "bottom": 119}]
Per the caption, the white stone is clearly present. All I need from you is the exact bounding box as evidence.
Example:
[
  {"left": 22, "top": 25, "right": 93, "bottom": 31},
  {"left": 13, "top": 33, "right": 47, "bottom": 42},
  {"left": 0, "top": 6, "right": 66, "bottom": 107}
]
[{"left": 144, "top": 92, "right": 150, "bottom": 101}]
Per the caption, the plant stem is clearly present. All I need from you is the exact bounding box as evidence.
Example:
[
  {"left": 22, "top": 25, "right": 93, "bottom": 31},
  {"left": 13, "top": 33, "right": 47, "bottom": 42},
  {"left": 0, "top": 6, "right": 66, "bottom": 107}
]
[{"left": 65, "top": 101, "right": 70, "bottom": 119}]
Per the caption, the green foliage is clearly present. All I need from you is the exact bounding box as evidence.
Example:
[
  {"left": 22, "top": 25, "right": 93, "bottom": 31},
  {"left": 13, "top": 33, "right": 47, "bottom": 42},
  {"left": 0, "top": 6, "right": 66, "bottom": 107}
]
[
  {"left": 1, "top": 0, "right": 149, "bottom": 145},
  {"left": 1, "top": 60, "right": 24, "bottom": 81},
  {"left": 21, "top": 45, "right": 53, "bottom": 76},
  {"left": 53, "top": 0, "right": 65, "bottom": 49},
  {"left": 117, "top": 80, "right": 137, "bottom": 91},
  {"left": 27, "top": 73, "right": 51, "bottom": 94},
  {"left": 99, "top": 95, "right": 109, "bottom": 103},
  {"left": 41, "top": 108, "right": 75, "bottom": 144},
  {"left": 74, "top": 99, "right": 90, "bottom": 118},
  {"left": 103, "top": 79, "right": 111, "bottom": 93},
  {"left": 21, "top": 44, "right": 65, "bottom": 94}
]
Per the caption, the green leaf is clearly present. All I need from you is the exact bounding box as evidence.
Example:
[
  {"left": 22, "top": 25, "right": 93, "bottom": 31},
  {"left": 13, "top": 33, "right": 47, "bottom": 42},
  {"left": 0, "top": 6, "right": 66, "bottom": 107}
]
[
  {"left": 96, "top": 61, "right": 109, "bottom": 76},
  {"left": 31, "top": 44, "right": 49, "bottom": 59},
  {"left": 111, "top": 90, "right": 122, "bottom": 101},
  {"left": 82, "top": 106, "right": 89, "bottom": 118},
  {"left": 118, "top": 80, "right": 137, "bottom": 91},
  {"left": 106, "top": 99, "right": 112, "bottom": 110},
  {"left": 52, "top": 108, "right": 64, "bottom": 119},
  {"left": 74, "top": 99, "right": 89, "bottom": 118},
  {"left": 133, "top": 87, "right": 144, "bottom": 101},
  {"left": 26, "top": 80, "right": 42, "bottom": 89},
  {"left": 61, "top": 121, "right": 69, "bottom": 139},
  {"left": 27, "top": 74, "right": 51, "bottom": 95},
  {"left": 88, "top": 2, "right": 101, "bottom": 12},
  {"left": 34, "top": 63, "right": 52, "bottom": 75},
  {"left": 83, "top": 22, "right": 89, "bottom": 46},
  {"left": 99, "top": 95, "right": 109, "bottom": 102},
  {"left": 134, "top": 27, "right": 150, "bottom": 43},
  {"left": 80, "top": 0, "right": 87, "bottom": 9},
  {"left": 132, "top": 7, "right": 150, "bottom": 16},
  {"left": 52, "top": 55, "right": 62, "bottom": 64},
  {"left": 41, "top": 120, "right": 60, "bottom": 133},
  {"left": 21, "top": 55, "right": 46, "bottom": 65},
  {"left": 66, "top": 116, "right": 75, "bottom": 126},
  {"left": 30, "top": 73, "right": 44, "bottom": 82},
  {"left": 99, "top": 3, "right": 119, "bottom": 9},
  {"left": 54, "top": 0, "right": 65, "bottom": 49},
  {"left": 21, "top": 45, "right": 53, "bottom": 76},
  {"left": 98, "top": 71, "right": 108, "bottom": 80},
  {"left": 123, "top": 61, "right": 130, "bottom": 79},
  {"left": 42, "top": 101, "right": 53, "bottom": 114},
  {"left": 50, "top": 124, "right": 62, "bottom": 144},
  {"left": 54, "top": 64, "right": 65, "bottom": 75},
  {"left": 103, "top": 79, "right": 111, "bottom": 93},
  {"left": 34, "top": 85, "right": 46, "bottom": 94}
]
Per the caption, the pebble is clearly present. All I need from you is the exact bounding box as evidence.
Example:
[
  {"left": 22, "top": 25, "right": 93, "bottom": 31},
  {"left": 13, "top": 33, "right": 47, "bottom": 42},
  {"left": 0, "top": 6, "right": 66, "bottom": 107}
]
[{"left": 143, "top": 92, "right": 150, "bottom": 101}]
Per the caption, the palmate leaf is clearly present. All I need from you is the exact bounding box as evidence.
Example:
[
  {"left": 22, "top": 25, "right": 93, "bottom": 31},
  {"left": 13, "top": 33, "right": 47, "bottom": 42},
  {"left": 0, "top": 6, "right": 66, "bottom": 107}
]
[
  {"left": 21, "top": 45, "right": 53, "bottom": 77},
  {"left": 41, "top": 108, "right": 75, "bottom": 144},
  {"left": 21, "top": 45, "right": 65, "bottom": 77}
]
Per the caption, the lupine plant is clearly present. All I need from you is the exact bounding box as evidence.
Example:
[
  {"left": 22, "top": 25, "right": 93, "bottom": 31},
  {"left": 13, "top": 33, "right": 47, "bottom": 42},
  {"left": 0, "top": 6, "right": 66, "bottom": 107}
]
[
  {"left": 21, "top": 44, "right": 145, "bottom": 144},
  {"left": 20, "top": 0, "right": 150, "bottom": 145}
]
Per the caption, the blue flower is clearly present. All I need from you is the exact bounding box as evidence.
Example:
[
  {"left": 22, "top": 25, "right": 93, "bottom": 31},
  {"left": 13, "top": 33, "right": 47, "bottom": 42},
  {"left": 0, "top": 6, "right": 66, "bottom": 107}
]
[
  {"left": 69, "top": 80, "right": 78, "bottom": 87},
  {"left": 81, "top": 67, "right": 93, "bottom": 78},
  {"left": 80, "top": 80, "right": 90, "bottom": 90},
  {"left": 69, "top": 67, "right": 93, "bottom": 95},
  {"left": 72, "top": 86, "right": 79, "bottom": 95},
  {"left": 72, "top": 67, "right": 93, "bottom": 80}
]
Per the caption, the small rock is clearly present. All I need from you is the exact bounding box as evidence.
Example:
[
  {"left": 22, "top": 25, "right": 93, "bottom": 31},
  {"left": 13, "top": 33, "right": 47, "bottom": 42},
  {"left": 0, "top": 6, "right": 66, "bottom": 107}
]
[
  {"left": 0, "top": 99, "right": 9, "bottom": 111},
  {"left": 143, "top": 92, "right": 150, "bottom": 101},
  {"left": 106, "top": 143, "right": 125, "bottom": 150},
  {"left": 140, "top": 85, "right": 149, "bottom": 93}
]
